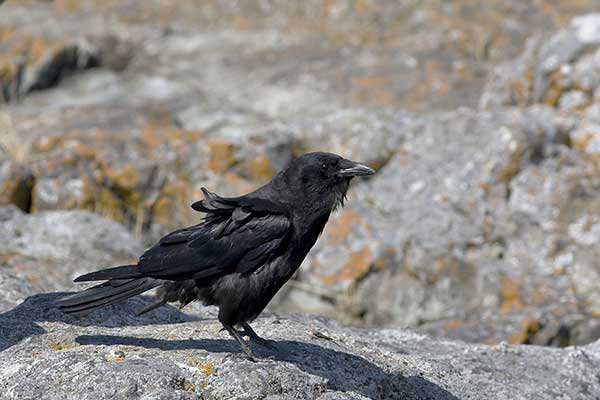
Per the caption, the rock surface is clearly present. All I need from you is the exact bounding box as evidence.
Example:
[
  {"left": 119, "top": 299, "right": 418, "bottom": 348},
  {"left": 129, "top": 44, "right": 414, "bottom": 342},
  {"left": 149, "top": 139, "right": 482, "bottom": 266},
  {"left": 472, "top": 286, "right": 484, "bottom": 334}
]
[
  {"left": 274, "top": 13, "right": 600, "bottom": 345},
  {"left": 0, "top": 205, "right": 142, "bottom": 292},
  {"left": 3, "top": 0, "right": 599, "bottom": 111},
  {"left": 481, "top": 14, "right": 600, "bottom": 110},
  {"left": 1, "top": 280, "right": 599, "bottom": 400},
  {"left": 1, "top": 0, "right": 599, "bottom": 240},
  {"left": 3, "top": 0, "right": 600, "bottom": 353},
  {"left": 275, "top": 105, "right": 600, "bottom": 346}
]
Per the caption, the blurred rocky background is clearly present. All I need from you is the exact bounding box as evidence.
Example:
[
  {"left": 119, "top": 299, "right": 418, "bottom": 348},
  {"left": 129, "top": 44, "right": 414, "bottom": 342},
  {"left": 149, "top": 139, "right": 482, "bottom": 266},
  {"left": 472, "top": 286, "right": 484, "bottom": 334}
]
[{"left": 3, "top": 2, "right": 600, "bottom": 397}]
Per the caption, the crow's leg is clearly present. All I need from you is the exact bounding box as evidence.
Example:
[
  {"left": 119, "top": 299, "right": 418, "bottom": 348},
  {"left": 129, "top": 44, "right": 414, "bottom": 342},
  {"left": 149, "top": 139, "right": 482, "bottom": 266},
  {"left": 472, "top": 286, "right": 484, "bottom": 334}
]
[
  {"left": 242, "top": 323, "right": 275, "bottom": 349},
  {"left": 222, "top": 323, "right": 255, "bottom": 361}
]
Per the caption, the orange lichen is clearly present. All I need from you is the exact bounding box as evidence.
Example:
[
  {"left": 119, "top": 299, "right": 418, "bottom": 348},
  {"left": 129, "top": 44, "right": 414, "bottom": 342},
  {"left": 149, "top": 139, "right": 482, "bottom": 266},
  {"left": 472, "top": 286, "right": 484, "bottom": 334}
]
[
  {"left": 53, "top": 0, "right": 82, "bottom": 14},
  {"left": 49, "top": 340, "right": 77, "bottom": 351},
  {"left": 355, "top": 0, "right": 371, "bottom": 14},
  {"left": 208, "top": 141, "right": 237, "bottom": 173},
  {"left": 320, "top": 247, "right": 374, "bottom": 286},
  {"left": 34, "top": 135, "right": 63, "bottom": 153},
  {"left": 0, "top": 26, "right": 16, "bottom": 43},
  {"left": 495, "top": 144, "right": 524, "bottom": 184},
  {"left": 104, "top": 164, "right": 141, "bottom": 190},
  {"left": 571, "top": 131, "right": 597, "bottom": 153},
  {"left": 326, "top": 209, "right": 362, "bottom": 245},
  {"left": 152, "top": 197, "right": 172, "bottom": 226},
  {"left": 142, "top": 123, "right": 202, "bottom": 152},
  {"left": 199, "top": 362, "right": 214, "bottom": 376},
  {"left": 185, "top": 357, "right": 215, "bottom": 389},
  {"left": 542, "top": 70, "right": 569, "bottom": 107},
  {"left": 445, "top": 319, "right": 464, "bottom": 330},
  {"left": 239, "top": 155, "right": 276, "bottom": 182},
  {"left": 507, "top": 318, "right": 541, "bottom": 345},
  {"left": 71, "top": 142, "right": 97, "bottom": 160},
  {"left": 351, "top": 75, "right": 396, "bottom": 106},
  {"left": 224, "top": 173, "right": 258, "bottom": 194},
  {"left": 234, "top": 16, "right": 253, "bottom": 31},
  {"left": 500, "top": 276, "right": 524, "bottom": 314}
]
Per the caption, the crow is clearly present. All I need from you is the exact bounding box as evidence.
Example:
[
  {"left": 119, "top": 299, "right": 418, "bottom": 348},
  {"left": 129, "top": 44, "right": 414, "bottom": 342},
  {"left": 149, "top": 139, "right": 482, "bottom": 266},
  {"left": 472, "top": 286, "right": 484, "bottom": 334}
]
[{"left": 57, "top": 152, "right": 375, "bottom": 360}]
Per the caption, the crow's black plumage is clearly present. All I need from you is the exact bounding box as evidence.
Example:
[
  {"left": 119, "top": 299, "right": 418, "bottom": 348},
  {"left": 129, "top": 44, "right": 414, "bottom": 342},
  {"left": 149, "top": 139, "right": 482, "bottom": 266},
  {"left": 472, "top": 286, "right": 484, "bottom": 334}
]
[{"left": 57, "top": 152, "right": 375, "bottom": 359}]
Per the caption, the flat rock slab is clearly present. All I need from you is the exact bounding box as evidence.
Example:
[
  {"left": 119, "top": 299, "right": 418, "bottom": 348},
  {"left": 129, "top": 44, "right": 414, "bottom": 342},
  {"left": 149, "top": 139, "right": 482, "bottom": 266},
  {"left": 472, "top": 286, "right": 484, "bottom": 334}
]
[{"left": 0, "top": 291, "right": 598, "bottom": 400}]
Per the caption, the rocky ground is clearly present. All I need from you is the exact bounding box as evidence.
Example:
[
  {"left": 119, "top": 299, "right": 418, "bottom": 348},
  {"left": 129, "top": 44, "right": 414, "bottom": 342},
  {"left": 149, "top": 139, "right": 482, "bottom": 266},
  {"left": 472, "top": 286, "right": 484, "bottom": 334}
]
[
  {"left": 1, "top": 251, "right": 599, "bottom": 399},
  {"left": 3, "top": 1, "right": 600, "bottom": 398},
  {"left": 0, "top": 207, "right": 599, "bottom": 399}
]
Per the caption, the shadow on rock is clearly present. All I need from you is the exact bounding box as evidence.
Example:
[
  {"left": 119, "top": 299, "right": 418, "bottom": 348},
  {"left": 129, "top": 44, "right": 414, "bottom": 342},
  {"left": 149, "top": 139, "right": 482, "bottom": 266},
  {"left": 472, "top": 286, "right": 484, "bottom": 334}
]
[
  {"left": 0, "top": 292, "right": 199, "bottom": 352},
  {"left": 76, "top": 334, "right": 460, "bottom": 400}
]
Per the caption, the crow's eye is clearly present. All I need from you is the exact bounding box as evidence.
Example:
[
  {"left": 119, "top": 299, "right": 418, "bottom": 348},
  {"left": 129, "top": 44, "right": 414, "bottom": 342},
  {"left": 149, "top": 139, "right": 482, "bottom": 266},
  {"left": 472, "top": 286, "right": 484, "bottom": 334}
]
[{"left": 321, "top": 163, "right": 327, "bottom": 170}]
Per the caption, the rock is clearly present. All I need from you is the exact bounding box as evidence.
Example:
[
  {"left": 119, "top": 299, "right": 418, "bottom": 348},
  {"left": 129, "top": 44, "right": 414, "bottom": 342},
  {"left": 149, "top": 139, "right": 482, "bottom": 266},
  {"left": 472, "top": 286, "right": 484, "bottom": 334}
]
[
  {"left": 0, "top": 112, "right": 35, "bottom": 212},
  {"left": 558, "top": 90, "right": 590, "bottom": 113},
  {"left": 4, "top": 0, "right": 600, "bottom": 352},
  {"left": 285, "top": 108, "right": 408, "bottom": 169},
  {"left": 2, "top": 0, "right": 599, "bottom": 241},
  {"left": 479, "top": 12, "right": 600, "bottom": 161},
  {"left": 0, "top": 286, "right": 599, "bottom": 399},
  {"left": 274, "top": 106, "right": 600, "bottom": 346},
  {"left": 0, "top": 2, "right": 138, "bottom": 103},
  {"left": 0, "top": 268, "right": 36, "bottom": 314},
  {"left": 481, "top": 14, "right": 600, "bottom": 110},
  {"left": 8, "top": 100, "right": 275, "bottom": 241},
  {"left": 570, "top": 120, "right": 600, "bottom": 155},
  {"left": 0, "top": 147, "right": 34, "bottom": 212},
  {"left": 4, "top": 0, "right": 600, "bottom": 111},
  {"left": 0, "top": 206, "right": 143, "bottom": 292},
  {"left": 6, "top": 70, "right": 412, "bottom": 241}
]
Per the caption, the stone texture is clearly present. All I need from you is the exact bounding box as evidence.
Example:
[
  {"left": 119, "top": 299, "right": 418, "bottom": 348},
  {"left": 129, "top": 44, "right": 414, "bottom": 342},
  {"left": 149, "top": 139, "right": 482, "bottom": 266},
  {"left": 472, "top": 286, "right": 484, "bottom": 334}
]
[
  {"left": 0, "top": 113, "right": 35, "bottom": 212},
  {"left": 274, "top": 106, "right": 600, "bottom": 346},
  {"left": 3, "top": 0, "right": 600, "bottom": 354},
  {"left": 0, "top": 152, "right": 34, "bottom": 212},
  {"left": 4, "top": 0, "right": 597, "bottom": 111},
  {"left": 0, "top": 206, "right": 142, "bottom": 292},
  {"left": 0, "top": 267, "right": 37, "bottom": 314},
  {"left": 480, "top": 14, "right": 600, "bottom": 159},
  {"left": 480, "top": 14, "right": 600, "bottom": 110},
  {"left": 1, "top": 282, "right": 599, "bottom": 400}
]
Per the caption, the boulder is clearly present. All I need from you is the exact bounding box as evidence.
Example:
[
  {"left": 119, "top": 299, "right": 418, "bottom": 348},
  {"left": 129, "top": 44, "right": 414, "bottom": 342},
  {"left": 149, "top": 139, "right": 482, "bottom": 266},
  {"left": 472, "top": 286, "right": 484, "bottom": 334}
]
[
  {"left": 0, "top": 285, "right": 599, "bottom": 400},
  {"left": 480, "top": 14, "right": 600, "bottom": 159},
  {"left": 0, "top": 268, "right": 36, "bottom": 314},
  {"left": 0, "top": 206, "right": 143, "bottom": 292}
]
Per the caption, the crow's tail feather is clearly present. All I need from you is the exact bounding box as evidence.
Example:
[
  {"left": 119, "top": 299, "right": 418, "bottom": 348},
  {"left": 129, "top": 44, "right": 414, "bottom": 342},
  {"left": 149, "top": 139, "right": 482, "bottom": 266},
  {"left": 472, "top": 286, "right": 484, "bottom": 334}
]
[
  {"left": 73, "top": 264, "right": 142, "bottom": 282},
  {"left": 56, "top": 278, "right": 162, "bottom": 315},
  {"left": 136, "top": 298, "right": 168, "bottom": 316}
]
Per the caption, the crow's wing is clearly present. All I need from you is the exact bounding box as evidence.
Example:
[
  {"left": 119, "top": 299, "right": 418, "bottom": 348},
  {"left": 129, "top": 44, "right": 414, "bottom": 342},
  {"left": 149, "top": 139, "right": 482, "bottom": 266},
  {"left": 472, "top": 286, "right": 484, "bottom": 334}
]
[{"left": 137, "top": 188, "right": 291, "bottom": 281}]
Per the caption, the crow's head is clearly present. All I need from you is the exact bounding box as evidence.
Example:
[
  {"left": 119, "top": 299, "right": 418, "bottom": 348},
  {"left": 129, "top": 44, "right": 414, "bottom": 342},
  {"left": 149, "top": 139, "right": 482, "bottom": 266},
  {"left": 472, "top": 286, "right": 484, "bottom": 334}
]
[{"left": 278, "top": 152, "right": 375, "bottom": 212}]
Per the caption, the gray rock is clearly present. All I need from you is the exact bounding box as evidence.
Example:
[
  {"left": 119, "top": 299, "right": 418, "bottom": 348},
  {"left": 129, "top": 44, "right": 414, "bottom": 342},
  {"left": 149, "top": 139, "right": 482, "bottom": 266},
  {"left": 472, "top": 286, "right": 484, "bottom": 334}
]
[
  {"left": 285, "top": 108, "right": 409, "bottom": 169},
  {"left": 480, "top": 13, "right": 600, "bottom": 111},
  {"left": 0, "top": 206, "right": 143, "bottom": 292},
  {"left": 4, "top": 1, "right": 600, "bottom": 351},
  {"left": 274, "top": 106, "right": 600, "bottom": 346},
  {"left": 4, "top": 1, "right": 599, "bottom": 111},
  {"left": 0, "top": 268, "right": 36, "bottom": 313},
  {"left": 0, "top": 286, "right": 599, "bottom": 400},
  {"left": 558, "top": 90, "right": 590, "bottom": 113}
]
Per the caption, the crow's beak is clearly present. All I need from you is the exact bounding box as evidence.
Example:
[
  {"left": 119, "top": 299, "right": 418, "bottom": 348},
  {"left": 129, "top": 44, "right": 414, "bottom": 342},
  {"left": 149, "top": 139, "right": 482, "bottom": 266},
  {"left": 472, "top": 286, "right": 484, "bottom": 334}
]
[{"left": 336, "top": 160, "right": 376, "bottom": 178}]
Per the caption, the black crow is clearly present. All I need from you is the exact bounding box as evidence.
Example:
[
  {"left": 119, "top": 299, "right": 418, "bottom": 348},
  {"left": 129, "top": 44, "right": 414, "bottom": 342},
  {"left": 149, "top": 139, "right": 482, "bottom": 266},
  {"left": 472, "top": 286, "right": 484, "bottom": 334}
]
[{"left": 57, "top": 152, "right": 375, "bottom": 360}]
